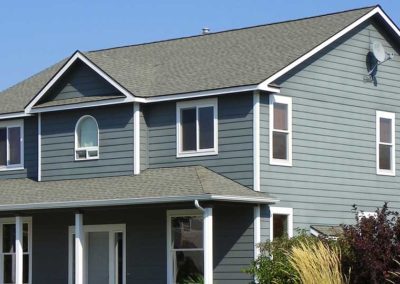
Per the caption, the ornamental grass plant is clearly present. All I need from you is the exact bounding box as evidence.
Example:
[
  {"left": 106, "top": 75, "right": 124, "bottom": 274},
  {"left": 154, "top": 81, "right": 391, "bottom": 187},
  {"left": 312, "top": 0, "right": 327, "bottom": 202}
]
[{"left": 288, "top": 240, "right": 348, "bottom": 284}]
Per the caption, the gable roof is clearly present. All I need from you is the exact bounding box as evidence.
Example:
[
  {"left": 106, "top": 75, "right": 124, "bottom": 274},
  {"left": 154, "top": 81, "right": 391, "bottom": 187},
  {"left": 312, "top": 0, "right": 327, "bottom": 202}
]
[
  {"left": 0, "top": 5, "right": 395, "bottom": 115},
  {"left": 0, "top": 166, "right": 277, "bottom": 211}
]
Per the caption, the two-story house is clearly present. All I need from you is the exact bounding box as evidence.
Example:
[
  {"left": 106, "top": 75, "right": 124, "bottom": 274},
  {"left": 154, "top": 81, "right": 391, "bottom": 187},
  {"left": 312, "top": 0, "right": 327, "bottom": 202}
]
[{"left": 0, "top": 5, "right": 399, "bottom": 284}]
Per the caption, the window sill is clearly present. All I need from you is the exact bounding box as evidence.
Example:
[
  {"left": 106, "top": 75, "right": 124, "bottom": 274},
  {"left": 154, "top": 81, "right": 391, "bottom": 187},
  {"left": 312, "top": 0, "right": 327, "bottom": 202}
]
[
  {"left": 0, "top": 166, "right": 24, "bottom": 172},
  {"left": 377, "top": 170, "right": 395, "bottom": 176},
  {"left": 177, "top": 149, "right": 218, "bottom": 158},
  {"left": 270, "top": 159, "right": 292, "bottom": 167},
  {"left": 74, "top": 157, "right": 99, "bottom": 162}
]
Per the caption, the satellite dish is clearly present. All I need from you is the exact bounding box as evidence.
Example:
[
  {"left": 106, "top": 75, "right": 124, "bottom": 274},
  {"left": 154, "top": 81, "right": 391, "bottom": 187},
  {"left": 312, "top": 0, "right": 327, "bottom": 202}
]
[{"left": 370, "top": 41, "right": 386, "bottom": 62}]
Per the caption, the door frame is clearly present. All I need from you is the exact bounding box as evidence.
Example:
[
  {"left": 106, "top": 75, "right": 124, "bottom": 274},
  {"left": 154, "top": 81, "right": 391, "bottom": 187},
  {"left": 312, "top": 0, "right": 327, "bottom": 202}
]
[{"left": 68, "top": 224, "right": 126, "bottom": 284}]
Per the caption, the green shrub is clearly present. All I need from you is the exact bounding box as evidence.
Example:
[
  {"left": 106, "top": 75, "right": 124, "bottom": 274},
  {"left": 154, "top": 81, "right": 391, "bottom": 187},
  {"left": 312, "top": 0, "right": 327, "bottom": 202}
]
[{"left": 244, "top": 230, "right": 318, "bottom": 284}]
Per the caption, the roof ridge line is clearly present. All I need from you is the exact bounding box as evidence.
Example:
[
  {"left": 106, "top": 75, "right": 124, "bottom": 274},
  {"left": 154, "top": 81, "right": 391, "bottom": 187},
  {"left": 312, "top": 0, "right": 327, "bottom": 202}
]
[{"left": 87, "top": 5, "right": 377, "bottom": 54}]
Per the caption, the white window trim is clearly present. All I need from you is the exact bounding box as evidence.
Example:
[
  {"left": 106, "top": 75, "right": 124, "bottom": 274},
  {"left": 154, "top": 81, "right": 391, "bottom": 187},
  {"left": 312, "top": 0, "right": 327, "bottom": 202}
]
[
  {"left": 269, "top": 207, "right": 293, "bottom": 241},
  {"left": 358, "top": 211, "right": 377, "bottom": 220},
  {"left": 0, "top": 119, "right": 24, "bottom": 171},
  {"left": 68, "top": 223, "right": 126, "bottom": 284},
  {"left": 269, "top": 95, "right": 292, "bottom": 166},
  {"left": 0, "top": 217, "right": 32, "bottom": 284},
  {"left": 166, "top": 209, "right": 203, "bottom": 284},
  {"left": 176, "top": 98, "right": 218, "bottom": 158},
  {"left": 74, "top": 115, "right": 100, "bottom": 161},
  {"left": 376, "top": 111, "right": 395, "bottom": 176}
]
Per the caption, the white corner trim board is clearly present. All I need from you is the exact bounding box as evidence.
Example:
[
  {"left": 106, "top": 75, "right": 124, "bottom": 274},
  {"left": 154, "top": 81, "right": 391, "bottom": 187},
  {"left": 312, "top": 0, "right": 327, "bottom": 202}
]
[
  {"left": 133, "top": 103, "right": 140, "bottom": 175},
  {"left": 253, "top": 91, "right": 260, "bottom": 192},
  {"left": 38, "top": 113, "right": 41, "bottom": 181}
]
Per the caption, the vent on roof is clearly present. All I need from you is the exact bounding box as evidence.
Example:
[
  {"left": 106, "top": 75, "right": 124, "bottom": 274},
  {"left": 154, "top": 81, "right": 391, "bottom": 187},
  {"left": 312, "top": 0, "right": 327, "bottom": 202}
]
[{"left": 202, "top": 27, "right": 210, "bottom": 35}]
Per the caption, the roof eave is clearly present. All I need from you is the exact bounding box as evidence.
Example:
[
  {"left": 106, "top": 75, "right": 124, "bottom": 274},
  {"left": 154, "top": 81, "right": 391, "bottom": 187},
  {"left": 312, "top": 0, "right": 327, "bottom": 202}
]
[
  {"left": 258, "top": 6, "right": 398, "bottom": 89},
  {"left": 0, "top": 194, "right": 278, "bottom": 212}
]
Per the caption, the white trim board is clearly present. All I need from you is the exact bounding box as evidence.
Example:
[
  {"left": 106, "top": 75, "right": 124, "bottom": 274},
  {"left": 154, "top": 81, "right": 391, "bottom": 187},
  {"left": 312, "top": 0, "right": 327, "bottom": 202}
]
[
  {"left": 269, "top": 94, "right": 292, "bottom": 167},
  {"left": 166, "top": 209, "right": 204, "bottom": 284},
  {"left": 24, "top": 51, "right": 138, "bottom": 114},
  {"left": 176, "top": 98, "right": 218, "bottom": 158},
  {"left": 74, "top": 115, "right": 100, "bottom": 161},
  {"left": 258, "top": 6, "right": 399, "bottom": 89},
  {"left": 0, "top": 194, "right": 279, "bottom": 212},
  {"left": 376, "top": 110, "right": 395, "bottom": 176},
  {"left": 253, "top": 91, "right": 260, "bottom": 192},
  {"left": 25, "top": 84, "right": 278, "bottom": 115},
  {"left": 269, "top": 207, "right": 293, "bottom": 241},
  {"left": 17, "top": 6, "right": 400, "bottom": 117},
  {"left": 133, "top": 103, "right": 140, "bottom": 175},
  {"left": 68, "top": 223, "right": 127, "bottom": 284}
]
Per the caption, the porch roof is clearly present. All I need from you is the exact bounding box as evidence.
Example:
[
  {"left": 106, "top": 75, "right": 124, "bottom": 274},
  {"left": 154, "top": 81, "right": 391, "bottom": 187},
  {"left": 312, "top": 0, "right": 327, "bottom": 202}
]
[{"left": 0, "top": 166, "right": 277, "bottom": 211}]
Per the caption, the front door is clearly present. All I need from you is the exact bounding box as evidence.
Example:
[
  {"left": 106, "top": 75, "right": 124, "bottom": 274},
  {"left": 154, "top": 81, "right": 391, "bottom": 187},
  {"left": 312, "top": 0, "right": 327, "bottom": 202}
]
[
  {"left": 69, "top": 224, "right": 125, "bottom": 284},
  {"left": 87, "top": 232, "right": 109, "bottom": 284}
]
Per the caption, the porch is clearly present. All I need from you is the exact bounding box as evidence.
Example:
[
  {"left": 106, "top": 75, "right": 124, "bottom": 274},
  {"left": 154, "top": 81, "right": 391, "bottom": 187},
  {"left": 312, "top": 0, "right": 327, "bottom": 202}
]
[
  {"left": 3, "top": 203, "right": 255, "bottom": 284},
  {"left": 0, "top": 166, "right": 276, "bottom": 283}
]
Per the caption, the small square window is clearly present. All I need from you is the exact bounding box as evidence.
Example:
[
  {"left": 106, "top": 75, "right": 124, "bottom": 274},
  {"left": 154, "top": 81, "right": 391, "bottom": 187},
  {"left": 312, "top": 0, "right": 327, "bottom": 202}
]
[
  {"left": 177, "top": 98, "right": 218, "bottom": 157},
  {"left": 270, "top": 207, "right": 293, "bottom": 241}
]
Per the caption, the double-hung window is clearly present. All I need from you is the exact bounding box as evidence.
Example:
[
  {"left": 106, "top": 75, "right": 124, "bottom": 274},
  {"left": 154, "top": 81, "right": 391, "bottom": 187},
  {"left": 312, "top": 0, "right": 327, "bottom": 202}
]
[
  {"left": 0, "top": 218, "right": 31, "bottom": 284},
  {"left": 376, "top": 111, "right": 395, "bottom": 175},
  {"left": 0, "top": 121, "right": 23, "bottom": 170},
  {"left": 269, "top": 95, "right": 292, "bottom": 166},
  {"left": 176, "top": 98, "right": 218, "bottom": 157},
  {"left": 167, "top": 210, "right": 204, "bottom": 284}
]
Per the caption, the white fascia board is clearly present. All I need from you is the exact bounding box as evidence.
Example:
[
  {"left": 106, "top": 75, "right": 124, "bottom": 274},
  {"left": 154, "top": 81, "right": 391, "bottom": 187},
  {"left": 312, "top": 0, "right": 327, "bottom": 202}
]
[
  {"left": 24, "top": 51, "right": 139, "bottom": 113},
  {"left": 144, "top": 85, "right": 260, "bottom": 103},
  {"left": 24, "top": 84, "right": 277, "bottom": 114},
  {"left": 0, "top": 112, "right": 32, "bottom": 120},
  {"left": 0, "top": 194, "right": 279, "bottom": 211},
  {"left": 29, "top": 97, "right": 136, "bottom": 113},
  {"left": 258, "top": 7, "right": 388, "bottom": 89},
  {"left": 377, "top": 8, "right": 400, "bottom": 37}
]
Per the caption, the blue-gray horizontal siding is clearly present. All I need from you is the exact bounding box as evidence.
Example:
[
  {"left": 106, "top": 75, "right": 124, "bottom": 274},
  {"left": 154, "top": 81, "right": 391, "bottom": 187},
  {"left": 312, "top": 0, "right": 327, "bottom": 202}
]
[
  {"left": 42, "top": 60, "right": 120, "bottom": 102},
  {"left": 260, "top": 21, "right": 400, "bottom": 240},
  {"left": 214, "top": 205, "right": 254, "bottom": 283},
  {"left": 0, "top": 117, "right": 38, "bottom": 180},
  {"left": 30, "top": 204, "right": 253, "bottom": 284},
  {"left": 41, "top": 105, "right": 133, "bottom": 180},
  {"left": 146, "top": 93, "right": 254, "bottom": 187}
]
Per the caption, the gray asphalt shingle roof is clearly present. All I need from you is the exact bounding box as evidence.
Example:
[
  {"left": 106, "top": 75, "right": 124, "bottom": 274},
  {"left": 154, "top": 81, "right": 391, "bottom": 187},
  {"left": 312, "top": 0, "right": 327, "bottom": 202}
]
[
  {"left": 0, "top": 166, "right": 277, "bottom": 211},
  {"left": 0, "top": 6, "right": 375, "bottom": 114}
]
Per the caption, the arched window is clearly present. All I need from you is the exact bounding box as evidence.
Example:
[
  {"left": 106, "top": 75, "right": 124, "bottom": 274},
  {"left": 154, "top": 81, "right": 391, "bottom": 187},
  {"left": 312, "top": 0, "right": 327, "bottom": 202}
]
[{"left": 75, "top": 116, "right": 99, "bottom": 160}]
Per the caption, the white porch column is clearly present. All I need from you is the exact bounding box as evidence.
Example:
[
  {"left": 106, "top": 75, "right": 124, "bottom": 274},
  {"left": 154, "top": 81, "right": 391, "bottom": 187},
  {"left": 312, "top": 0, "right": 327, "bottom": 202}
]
[
  {"left": 203, "top": 207, "right": 213, "bottom": 284},
  {"left": 15, "top": 216, "right": 23, "bottom": 284},
  {"left": 254, "top": 205, "right": 261, "bottom": 260},
  {"left": 75, "top": 213, "right": 84, "bottom": 284}
]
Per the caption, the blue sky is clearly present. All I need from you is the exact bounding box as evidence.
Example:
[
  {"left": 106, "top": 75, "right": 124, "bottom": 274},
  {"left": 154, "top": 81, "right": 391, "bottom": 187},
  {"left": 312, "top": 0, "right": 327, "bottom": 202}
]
[{"left": 0, "top": 1, "right": 399, "bottom": 91}]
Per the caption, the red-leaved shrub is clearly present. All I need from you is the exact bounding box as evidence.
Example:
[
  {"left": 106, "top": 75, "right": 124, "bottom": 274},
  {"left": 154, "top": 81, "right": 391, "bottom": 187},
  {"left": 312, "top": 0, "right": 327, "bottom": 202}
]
[{"left": 340, "top": 203, "right": 400, "bottom": 284}]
